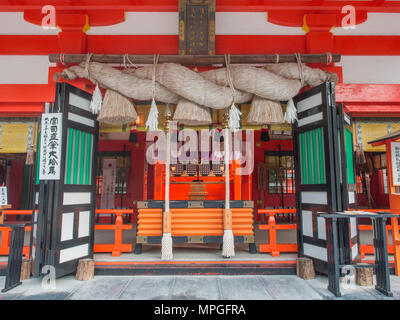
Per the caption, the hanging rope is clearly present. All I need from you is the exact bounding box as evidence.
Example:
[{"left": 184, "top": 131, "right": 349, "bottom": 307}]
[
  {"left": 123, "top": 54, "right": 138, "bottom": 69},
  {"left": 284, "top": 53, "right": 302, "bottom": 124},
  {"left": 84, "top": 53, "right": 103, "bottom": 115},
  {"left": 225, "top": 54, "right": 242, "bottom": 132},
  {"left": 146, "top": 54, "right": 160, "bottom": 131}
]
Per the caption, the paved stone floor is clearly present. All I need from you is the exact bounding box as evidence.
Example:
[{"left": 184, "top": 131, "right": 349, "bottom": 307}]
[{"left": 1, "top": 275, "right": 400, "bottom": 300}]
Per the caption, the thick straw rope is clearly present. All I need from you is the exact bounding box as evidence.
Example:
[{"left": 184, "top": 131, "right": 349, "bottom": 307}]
[{"left": 56, "top": 59, "right": 338, "bottom": 125}]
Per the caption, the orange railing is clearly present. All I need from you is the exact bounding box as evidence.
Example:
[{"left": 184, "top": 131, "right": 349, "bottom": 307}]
[
  {"left": 0, "top": 209, "right": 135, "bottom": 258},
  {"left": 355, "top": 209, "right": 393, "bottom": 259},
  {"left": 257, "top": 208, "right": 399, "bottom": 259},
  {"left": 0, "top": 210, "right": 33, "bottom": 259},
  {"left": 258, "top": 209, "right": 298, "bottom": 256},
  {"left": 1, "top": 208, "right": 399, "bottom": 260},
  {"left": 94, "top": 209, "right": 134, "bottom": 257}
]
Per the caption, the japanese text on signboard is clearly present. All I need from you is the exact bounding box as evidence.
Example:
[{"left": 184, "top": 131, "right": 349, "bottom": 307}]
[
  {"left": 39, "top": 113, "right": 62, "bottom": 180},
  {"left": 391, "top": 142, "right": 400, "bottom": 186}
]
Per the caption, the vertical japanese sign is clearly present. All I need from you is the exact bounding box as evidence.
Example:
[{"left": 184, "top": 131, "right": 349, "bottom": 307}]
[
  {"left": 0, "top": 187, "right": 7, "bottom": 205},
  {"left": 39, "top": 113, "right": 62, "bottom": 180},
  {"left": 101, "top": 159, "right": 117, "bottom": 209},
  {"left": 179, "top": 0, "right": 215, "bottom": 55},
  {"left": 391, "top": 141, "right": 400, "bottom": 186}
]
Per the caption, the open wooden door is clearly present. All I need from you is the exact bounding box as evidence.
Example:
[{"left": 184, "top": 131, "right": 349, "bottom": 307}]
[
  {"left": 34, "top": 83, "right": 98, "bottom": 278},
  {"left": 293, "top": 82, "right": 359, "bottom": 275},
  {"left": 293, "top": 82, "right": 343, "bottom": 274},
  {"left": 337, "top": 103, "right": 359, "bottom": 263}
]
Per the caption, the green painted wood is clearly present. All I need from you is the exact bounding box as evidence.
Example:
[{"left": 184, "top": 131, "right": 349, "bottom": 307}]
[
  {"left": 345, "top": 128, "right": 355, "bottom": 184},
  {"left": 300, "top": 132, "right": 307, "bottom": 185},
  {"left": 79, "top": 131, "right": 86, "bottom": 184},
  {"left": 317, "top": 128, "right": 325, "bottom": 184},
  {"left": 306, "top": 131, "right": 312, "bottom": 184},
  {"left": 87, "top": 133, "right": 93, "bottom": 185},
  {"left": 311, "top": 129, "right": 319, "bottom": 184},
  {"left": 65, "top": 128, "right": 74, "bottom": 184},
  {"left": 73, "top": 129, "right": 80, "bottom": 184}
]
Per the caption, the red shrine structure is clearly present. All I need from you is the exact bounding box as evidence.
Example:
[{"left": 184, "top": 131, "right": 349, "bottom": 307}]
[{"left": 0, "top": 0, "right": 399, "bottom": 277}]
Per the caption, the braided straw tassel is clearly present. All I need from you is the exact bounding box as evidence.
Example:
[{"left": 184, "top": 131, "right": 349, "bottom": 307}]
[
  {"left": 90, "top": 84, "right": 103, "bottom": 115},
  {"left": 284, "top": 99, "right": 297, "bottom": 124},
  {"left": 222, "top": 112, "right": 235, "bottom": 258},
  {"left": 225, "top": 54, "right": 242, "bottom": 132},
  {"left": 145, "top": 54, "right": 160, "bottom": 131},
  {"left": 284, "top": 53, "right": 304, "bottom": 124},
  {"left": 161, "top": 110, "right": 173, "bottom": 260}
]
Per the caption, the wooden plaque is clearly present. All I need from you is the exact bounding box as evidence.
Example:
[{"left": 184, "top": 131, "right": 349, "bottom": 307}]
[{"left": 179, "top": 0, "right": 216, "bottom": 55}]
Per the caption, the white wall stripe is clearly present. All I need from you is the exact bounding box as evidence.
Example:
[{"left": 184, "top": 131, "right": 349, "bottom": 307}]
[
  {"left": 0, "top": 56, "right": 49, "bottom": 84},
  {"left": 333, "top": 13, "right": 400, "bottom": 36},
  {"left": 216, "top": 12, "right": 305, "bottom": 35},
  {"left": 1, "top": 12, "right": 399, "bottom": 36},
  {"left": 340, "top": 56, "right": 400, "bottom": 84},
  {"left": 0, "top": 12, "right": 59, "bottom": 35}
]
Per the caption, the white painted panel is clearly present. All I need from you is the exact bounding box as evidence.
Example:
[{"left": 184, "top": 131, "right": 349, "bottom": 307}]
[
  {"left": 301, "top": 191, "right": 328, "bottom": 205},
  {"left": 78, "top": 211, "right": 90, "bottom": 238},
  {"left": 302, "top": 210, "right": 313, "bottom": 237},
  {"left": 317, "top": 217, "right": 326, "bottom": 240},
  {"left": 349, "top": 192, "right": 355, "bottom": 204},
  {"left": 296, "top": 92, "right": 322, "bottom": 113},
  {"left": 333, "top": 13, "right": 400, "bottom": 36},
  {"left": 304, "top": 243, "right": 327, "bottom": 262},
  {"left": 63, "top": 192, "right": 91, "bottom": 205},
  {"left": 0, "top": 56, "right": 49, "bottom": 84},
  {"left": 297, "top": 113, "right": 323, "bottom": 127},
  {"left": 87, "top": 12, "right": 178, "bottom": 35},
  {"left": 350, "top": 217, "right": 357, "bottom": 238},
  {"left": 216, "top": 12, "right": 305, "bottom": 35},
  {"left": 60, "top": 212, "right": 74, "bottom": 241},
  {"left": 86, "top": 12, "right": 305, "bottom": 36},
  {"left": 68, "top": 112, "right": 95, "bottom": 127},
  {"left": 69, "top": 92, "right": 91, "bottom": 112},
  {"left": 59, "top": 244, "right": 89, "bottom": 263},
  {"left": 341, "top": 56, "right": 400, "bottom": 84},
  {"left": 35, "top": 192, "right": 39, "bottom": 205},
  {"left": 351, "top": 244, "right": 359, "bottom": 260},
  {"left": 0, "top": 12, "right": 59, "bottom": 35}
]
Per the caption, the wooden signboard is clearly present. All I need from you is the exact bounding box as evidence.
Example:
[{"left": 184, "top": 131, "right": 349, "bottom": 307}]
[
  {"left": 391, "top": 141, "right": 400, "bottom": 186},
  {"left": 179, "top": 0, "right": 215, "bottom": 55}
]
